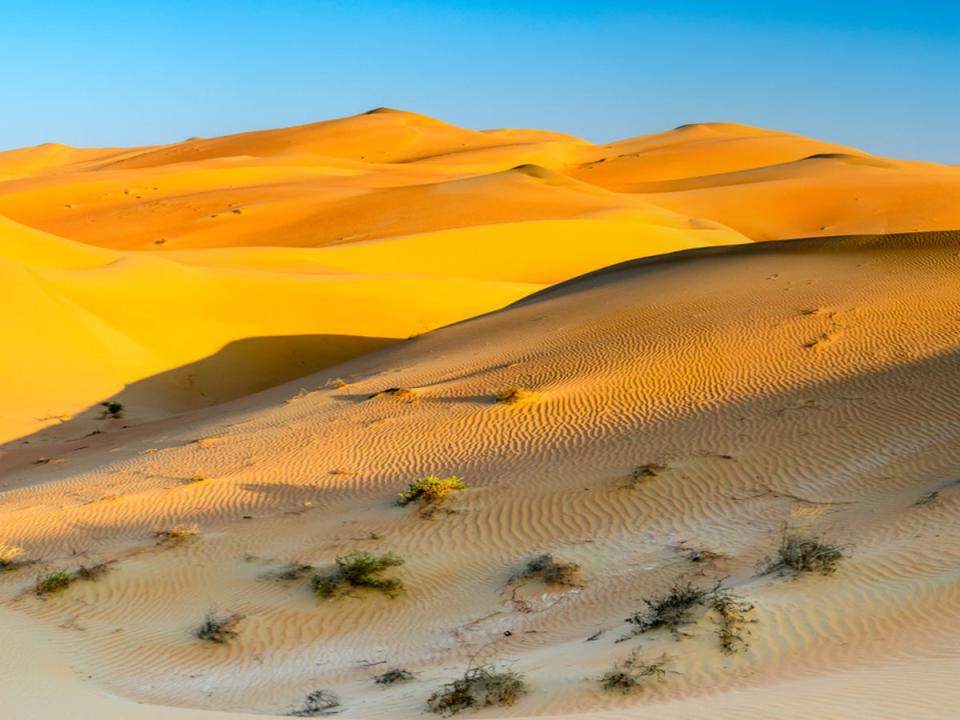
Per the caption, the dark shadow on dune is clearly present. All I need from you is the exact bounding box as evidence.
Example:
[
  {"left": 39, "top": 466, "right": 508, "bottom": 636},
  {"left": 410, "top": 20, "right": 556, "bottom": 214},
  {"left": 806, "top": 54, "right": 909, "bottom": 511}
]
[
  {"left": 0, "top": 333, "right": 397, "bottom": 459},
  {"left": 117, "top": 334, "right": 396, "bottom": 413}
]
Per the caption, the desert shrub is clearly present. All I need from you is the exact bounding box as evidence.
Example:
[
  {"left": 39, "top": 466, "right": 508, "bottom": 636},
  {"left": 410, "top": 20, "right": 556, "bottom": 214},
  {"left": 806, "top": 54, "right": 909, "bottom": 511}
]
[
  {"left": 368, "top": 387, "right": 417, "bottom": 402},
  {"left": 632, "top": 463, "right": 666, "bottom": 481},
  {"left": 681, "top": 547, "right": 726, "bottom": 564},
  {"left": 155, "top": 523, "right": 199, "bottom": 545},
  {"left": 426, "top": 665, "right": 525, "bottom": 715},
  {"left": 312, "top": 551, "right": 404, "bottom": 599},
  {"left": 265, "top": 562, "right": 314, "bottom": 581},
  {"left": 36, "top": 569, "right": 73, "bottom": 596},
  {"left": 601, "top": 650, "right": 668, "bottom": 693},
  {"left": 397, "top": 476, "right": 465, "bottom": 507},
  {"left": 626, "top": 581, "right": 711, "bottom": 637},
  {"left": 494, "top": 387, "right": 532, "bottom": 404},
  {"left": 511, "top": 553, "right": 580, "bottom": 586},
  {"left": 373, "top": 668, "right": 414, "bottom": 684},
  {"left": 100, "top": 401, "right": 124, "bottom": 419},
  {"left": 710, "top": 590, "right": 755, "bottom": 654},
  {"left": 288, "top": 689, "right": 340, "bottom": 716},
  {"left": 763, "top": 532, "right": 845, "bottom": 577},
  {"left": 197, "top": 612, "right": 244, "bottom": 644},
  {"left": 0, "top": 543, "right": 33, "bottom": 572},
  {"left": 76, "top": 562, "right": 112, "bottom": 582},
  {"left": 627, "top": 579, "right": 754, "bottom": 651}
]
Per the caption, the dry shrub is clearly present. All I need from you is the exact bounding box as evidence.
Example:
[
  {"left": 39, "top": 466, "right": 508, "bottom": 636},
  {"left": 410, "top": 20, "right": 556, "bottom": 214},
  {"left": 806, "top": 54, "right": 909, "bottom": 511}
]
[{"left": 426, "top": 665, "right": 525, "bottom": 715}]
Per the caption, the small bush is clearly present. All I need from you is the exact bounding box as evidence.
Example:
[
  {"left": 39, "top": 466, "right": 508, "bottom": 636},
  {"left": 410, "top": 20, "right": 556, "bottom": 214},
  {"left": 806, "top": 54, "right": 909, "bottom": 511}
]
[
  {"left": 0, "top": 543, "right": 33, "bottom": 572},
  {"left": 763, "top": 532, "right": 845, "bottom": 577},
  {"left": 312, "top": 551, "right": 404, "bottom": 599},
  {"left": 710, "top": 591, "right": 755, "bottom": 654},
  {"left": 511, "top": 553, "right": 580, "bottom": 586},
  {"left": 155, "top": 524, "right": 199, "bottom": 545},
  {"left": 426, "top": 665, "right": 525, "bottom": 715},
  {"left": 197, "top": 612, "right": 244, "bottom": 644},
  {"left": 265, "top": 562, "right": 314, "bottom": 581},
  {"left": 368, "top": 387, "right": 417, "bottom": 402},
  {"left": 397, "top": 476, "right": 465, "bottom": 507},
  {"left": 494, "top": 387, "right": 532, "bottom": 404},
  {"left": 288, "top": 689, "right": 340, "bottom": 716},
  {"left": 627, "top": 579, "right": 754, "bottom": 652},
  {"left": 601, "top": 651, "right": 668, "bottom": 693},
  {"left": 627, "top": 581, "right": 711, "bottom": 637},
  {"left": 36, "top": 569, "right": 73, "bottom": 596},
  {"left": 76, "top": 562, "right": 112, "bottom": 582},
  {"left": 100, "top": 401, "right": 124, "bottom": 419},
  {"left": 373, "top": 668, "right": 414, "bottom": 684}
]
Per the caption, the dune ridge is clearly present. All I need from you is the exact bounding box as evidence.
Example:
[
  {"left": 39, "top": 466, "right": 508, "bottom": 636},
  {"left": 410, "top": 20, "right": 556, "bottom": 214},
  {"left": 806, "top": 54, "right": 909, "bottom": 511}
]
[
  {"left": 3, "top": 109, "right": 960, "bottom": 442},
  {"left": 2, "top": 109, "right": 960, "bottom": 719}
]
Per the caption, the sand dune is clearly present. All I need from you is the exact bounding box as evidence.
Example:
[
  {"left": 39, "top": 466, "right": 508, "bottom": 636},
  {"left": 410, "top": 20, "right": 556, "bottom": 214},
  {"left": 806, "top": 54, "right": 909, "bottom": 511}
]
[
  {"left": 2, "top": 110, "right": 960, "bottom": 719},
  {"left": 3, "top": 230, "right": 960, "bottom": 719}
]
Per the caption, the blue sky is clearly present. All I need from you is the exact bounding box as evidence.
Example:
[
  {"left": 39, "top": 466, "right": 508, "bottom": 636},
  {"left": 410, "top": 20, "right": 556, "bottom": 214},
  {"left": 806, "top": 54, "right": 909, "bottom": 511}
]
[{"left": 1, "top": 1, "right": 958, "bottom": 161}]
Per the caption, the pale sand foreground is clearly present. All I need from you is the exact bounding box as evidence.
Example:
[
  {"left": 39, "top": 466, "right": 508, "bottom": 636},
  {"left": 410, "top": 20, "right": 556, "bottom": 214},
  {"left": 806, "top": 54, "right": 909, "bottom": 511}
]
[
  {"left": 2, "top": 231, "right": 960, "bottom": 718},
  {"left": 3, "top": 109, "right": 960, "bottom": 442}
]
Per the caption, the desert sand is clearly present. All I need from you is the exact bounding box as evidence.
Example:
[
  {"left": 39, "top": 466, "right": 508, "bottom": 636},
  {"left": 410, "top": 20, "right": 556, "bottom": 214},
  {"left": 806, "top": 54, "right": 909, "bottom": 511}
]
[{"left": 2, "top": 110, "right": 960, "bottom": 719}]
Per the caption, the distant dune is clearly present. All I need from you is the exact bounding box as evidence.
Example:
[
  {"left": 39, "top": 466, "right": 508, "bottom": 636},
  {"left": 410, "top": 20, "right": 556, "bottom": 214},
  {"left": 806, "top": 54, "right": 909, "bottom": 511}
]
[{"left": 2, "top": 111, "right": 960, "bottom": 719}]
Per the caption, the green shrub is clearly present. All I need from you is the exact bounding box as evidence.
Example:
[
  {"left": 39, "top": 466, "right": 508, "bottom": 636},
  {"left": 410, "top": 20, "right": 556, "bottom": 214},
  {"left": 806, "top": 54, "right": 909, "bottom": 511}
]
[
  {"left": 36, "top": 569, "right": 73, "bottom": 596},
  {"left": 426, "top": 665, "right": 525, "bottom": 715},
  {"left": 397, "top": 476, "right": 465, "bottom": 507},
  {"left": 312, "top": 551, "right": 404, "bottom": 599},
  {"left": 100, "top": 401, "right": 124, "bottom": 419}
]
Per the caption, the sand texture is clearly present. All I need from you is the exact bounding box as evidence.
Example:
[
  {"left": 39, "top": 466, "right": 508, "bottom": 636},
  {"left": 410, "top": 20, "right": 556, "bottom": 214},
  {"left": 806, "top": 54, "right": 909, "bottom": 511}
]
[{"left": 2, "top": 110, "right": 960, "bottom": 719}]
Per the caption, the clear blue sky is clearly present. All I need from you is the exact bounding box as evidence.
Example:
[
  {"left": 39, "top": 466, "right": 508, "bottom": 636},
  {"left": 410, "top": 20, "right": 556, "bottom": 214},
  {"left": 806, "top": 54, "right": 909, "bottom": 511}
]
[{"left": 2, "top": 1, "right": 958, "bottom": 162}]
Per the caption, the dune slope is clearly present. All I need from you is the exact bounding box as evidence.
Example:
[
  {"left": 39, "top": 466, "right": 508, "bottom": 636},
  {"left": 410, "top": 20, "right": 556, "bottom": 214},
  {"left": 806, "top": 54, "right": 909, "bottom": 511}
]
[{"left": 2, "top": 231, "right": 960, "bottom": 719}]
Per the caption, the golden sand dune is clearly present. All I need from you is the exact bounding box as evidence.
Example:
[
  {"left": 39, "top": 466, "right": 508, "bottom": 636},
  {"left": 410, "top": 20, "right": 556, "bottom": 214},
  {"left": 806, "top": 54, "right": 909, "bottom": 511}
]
[
  {"left": 2, "top": 110, "right": 959, "bottom": 445},
  {"left": 2, "top": 230, "right": 960, "bottom": 719}
]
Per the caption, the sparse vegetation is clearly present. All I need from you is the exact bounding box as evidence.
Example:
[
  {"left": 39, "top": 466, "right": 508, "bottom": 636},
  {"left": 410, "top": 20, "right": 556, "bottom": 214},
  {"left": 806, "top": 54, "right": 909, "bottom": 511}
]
[
  {"left": 0, "top": 543, "right": 33, "bottom": 572},
  {"left": 100, "top": 400, "right": 124, "bottom": 419},
  {"left": 397, "top": 476, "right": 466, "bottom": 507},
  {"left": 36, "top": 569, "right": 74, "bottom": 596},
  {"left": 76, "top": 562, "right": 112, "bottom": 582},
  {"left": 511, "top": 553, "right": 580, "bottom": 586},
  {"left": 265, "top": 562, "right": 314, "bottom": 581},
  {"left": 312, "top": 551, "right": 404, "bottom": 599},
  {"left": 155, "top": 523, "right": 199, "bottom": 545},
  {"left": 627, "top": 580, "right": 711, "bottom": 637},
  {"left": 762, "top": 531, "right": 845, "bottom": 577},
  {"left": 373, "top": 668, "right": 415, "bottom": 685},
  {"left": 288, "top": 689, "right": 341, "bottom": 716},
  {"left": 426, "top": 665, "right": 525, "bottom": 715},
  {"left": 601, "top": 650, "right": 668, "bottom": 693},
  {"left": 494, "top": 387, "right": 532, "bottom": 404},
  {"left": 197, "top": 612, "right": 244, "bottom": 644},
  {"left": 631, "top": 463, "right": 666, "bottom": 482},
  {"left": 709, "top": 590, "right": 755, "bottom": 654},
  {"left": 627, "top": 579, "right": 754, "bottom": 652},
  {"left": 368, "top": 387, "right": 417, "bottom": 402},
  {"left": 183, "top": 474, "right": 209, "bottom": 485}
]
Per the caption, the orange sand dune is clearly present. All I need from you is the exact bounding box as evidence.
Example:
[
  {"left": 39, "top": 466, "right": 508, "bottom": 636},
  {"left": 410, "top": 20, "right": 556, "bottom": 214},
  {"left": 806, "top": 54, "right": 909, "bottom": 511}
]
[
  {"left": 2, "top": 231, "right": 960, "bottom": 720},
  {"left": 2, "top": 109, "right": 959, "bottom": 442}
]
